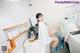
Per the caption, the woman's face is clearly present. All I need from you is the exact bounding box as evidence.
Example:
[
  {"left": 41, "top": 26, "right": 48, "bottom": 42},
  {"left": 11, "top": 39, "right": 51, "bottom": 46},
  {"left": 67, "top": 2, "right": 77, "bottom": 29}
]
[{"left": 38, "top": 15, "right": 43, "bottom": 22}]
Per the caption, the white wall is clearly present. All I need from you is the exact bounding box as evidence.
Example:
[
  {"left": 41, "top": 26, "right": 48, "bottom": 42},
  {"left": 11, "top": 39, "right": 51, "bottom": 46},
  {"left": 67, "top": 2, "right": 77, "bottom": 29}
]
[
  {"left": 0, "top": 0, "right": 80, "bottom": 32},
  {"left": 27, "top": 0, "right": 74, "bottom": 33},
  {"left": 0, "top": 0, "right": 29, "bottom": 29}
]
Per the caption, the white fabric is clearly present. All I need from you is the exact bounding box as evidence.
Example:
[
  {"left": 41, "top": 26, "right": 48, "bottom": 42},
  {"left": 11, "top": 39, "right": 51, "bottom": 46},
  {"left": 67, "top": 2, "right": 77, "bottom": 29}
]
[
  {"left": 68, "top": 34, "right": 80, "bottom": 53},
  {"left": 24, "top": 21, "right": 51, "bottom": 53},
  {"left": 38, "top": 22, "right": 51, "bottom": 46},
  {"left": 38, "top": 22, "right": 51, "bottom": 53}
]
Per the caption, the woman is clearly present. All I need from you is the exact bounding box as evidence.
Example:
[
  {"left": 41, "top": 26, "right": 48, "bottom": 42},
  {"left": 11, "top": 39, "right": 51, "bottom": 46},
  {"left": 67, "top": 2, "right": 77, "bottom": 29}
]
[{"left": 24, "top": 13, "right": 51, "bottom": 53}]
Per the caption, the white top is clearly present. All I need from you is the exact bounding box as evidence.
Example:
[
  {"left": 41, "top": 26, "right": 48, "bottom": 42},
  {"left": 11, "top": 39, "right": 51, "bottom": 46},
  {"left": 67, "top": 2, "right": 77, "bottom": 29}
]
[{"left": 24, "top": 21, "right": 51, "bottom": 53}]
